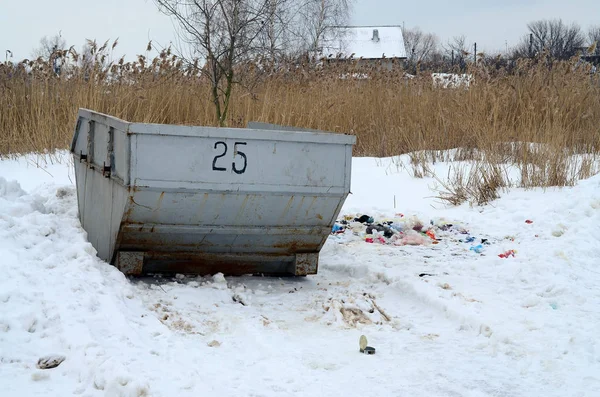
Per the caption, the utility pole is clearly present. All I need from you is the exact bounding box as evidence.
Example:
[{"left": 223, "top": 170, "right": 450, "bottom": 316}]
[
  {"left": 474, "top": 42, "right": 477, "bottom": 63},
  {"left": 529, "top": 33, "right": 533, "bottom": 57},
  {"left": 5, "top": 49, "right": 12, "bottom": 63}
]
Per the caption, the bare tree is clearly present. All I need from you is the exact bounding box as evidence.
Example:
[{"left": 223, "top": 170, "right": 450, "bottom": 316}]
[
  {"left": 297, "top": 0, "right": 352, "bottom": 53},
  {"left": 589, "top": 25, "right": 600, "bottom": 55},
  {"left": 443, "top": 35, "right": 469, "bottom": 67},
  {"left": 32, "top": 34, "right": 67, "bottom": 60},
  {"left": 255, "top": 0, "right": 297, "bottom": 63},
  {"left": 402, "top": 27, "right": 439, "bottom": 64},
  {"left": 153, "top": 0, "right": 282, "bottom": 126},
  {"left": 514, "top": 19, "right": 585, "bottom": 60},
  {"left": 32, "top": 34, "right": 68, "bottom": 75}
]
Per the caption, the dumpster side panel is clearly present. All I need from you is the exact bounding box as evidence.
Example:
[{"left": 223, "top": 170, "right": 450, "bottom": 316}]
[
  {"left": 90, "top": 122, "right": 109, "bottom": 171},
  {"left": 129, "top": 123, "right": 356, "bottom": 145},
  {"left": 124, "top": 191, "right": 341, "bottom": 227},
  {"left": 73, "top": 160, "right": 130, "bottom": 264},
  {"left": 116, "top": 129, "right": 353, "bottom": 274},
  {"left": 71, "top": 109, "right": 132, "bottom": 264},
  {"left": 73, "top": 110, "right": 356, "bottom": 276},
  {"left": 73, "top": 154, "right": 88, "bottom": 228},
  {"left": 118, "top": 222, "right": 329, "bottom": 253},
  {"left": 131, "top": 134, "right": 348, "bottom": 192},
  {"left": 112, "top": 127, "right": 129, "bottom": 184}
]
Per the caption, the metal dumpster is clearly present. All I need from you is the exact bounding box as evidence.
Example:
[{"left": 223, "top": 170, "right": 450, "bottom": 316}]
[{"left": 70, "top": 109, "right": 356, "bottom": 276}]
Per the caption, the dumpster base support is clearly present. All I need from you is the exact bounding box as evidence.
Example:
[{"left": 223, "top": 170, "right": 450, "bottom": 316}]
[
  {"left": 113, "top": 251, "right": 318, "bottom": 277},
  {"left": 116, "top": 251, "right": 144, "bottom": 276},
  {"left": 291, "top": 253, "right": 318, "bottom": 276}
]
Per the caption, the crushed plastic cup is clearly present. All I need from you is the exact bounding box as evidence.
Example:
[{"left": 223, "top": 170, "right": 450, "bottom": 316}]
[{"left": 470, "top": 244, "right": 484, "bottom": 254}]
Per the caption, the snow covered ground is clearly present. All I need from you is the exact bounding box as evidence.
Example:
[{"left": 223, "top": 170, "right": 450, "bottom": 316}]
[{"left": 1, "top": 152, "right": 599, "bottom": 397}]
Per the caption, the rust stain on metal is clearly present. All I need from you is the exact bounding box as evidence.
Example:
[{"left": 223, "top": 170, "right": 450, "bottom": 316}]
[
  {"left": 304, "top": 196, "right": 318, "bottom": 217},
  {"left": 123, "top": 197, "right": 136, "bottom": 222},
  {"left": 294, "top": 253, "right": 318, "bottom": 276},
  {"left": 196, "top": 193, "right": 209, "bottom": 216},
  {"left": 154, "top": 191, "right": 165, "bottom": 212},
  {"left": 116, "top": 251, "right": 144, "bottom": 275},
  {"left": 273, "top": 240, "right": 315, "bottom": 253},
  {"left": 235, "top": 194, "right": 251, "bottom": 221},
  {"left": 120, "top": 234, "right": 213, "bottom": 249},
  {"left": 211, "top": 193, "right": 227, "bottom": 221},
  {"left": 280, "top": 196, "right": 294, "bottom": 220}
]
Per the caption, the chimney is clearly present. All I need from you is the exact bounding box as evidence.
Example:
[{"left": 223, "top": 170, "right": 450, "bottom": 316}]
[{"left": 372, "top": 29, "right": 380, "bottom": 42}]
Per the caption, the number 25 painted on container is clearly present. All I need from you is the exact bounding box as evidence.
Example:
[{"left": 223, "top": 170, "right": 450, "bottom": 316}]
[{"left": 212, "top": 141, "right": 247, "bottom": 174}]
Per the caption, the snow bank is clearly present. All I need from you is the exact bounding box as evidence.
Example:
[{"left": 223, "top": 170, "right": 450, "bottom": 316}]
[{"left": 1, "top": 152, "right": 599, "bottom": 396}]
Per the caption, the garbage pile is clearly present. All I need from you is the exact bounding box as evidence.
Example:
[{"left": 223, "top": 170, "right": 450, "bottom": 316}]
[
  {"left": 331, "top": 213, "right": 519, "bottom": 258},
  {"left": 331, "top": 213, "right": 466, "bottom": 246}
]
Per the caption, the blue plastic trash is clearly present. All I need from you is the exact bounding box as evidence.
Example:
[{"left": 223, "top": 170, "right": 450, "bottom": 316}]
[
  {"left": 470, "top": 244, "right": 484, "bottom": 254},
  {"left": 332, "top": 224, "right": 345, "bottom": 233}
]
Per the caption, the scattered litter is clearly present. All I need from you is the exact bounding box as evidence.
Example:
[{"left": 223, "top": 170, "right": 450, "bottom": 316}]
[
  {"left": 362, "top": 346, "right": 376, "bottom": 355},
  {"left": 359, "top": 335, "right": 376, "bottom": 355},
  {"left": 395, "top": 231, "right": 431, "bottom": 246},
  {"left": 36, "top": 355, "right": 65, "bottom": 370},
  {"left": 366, "top": 224, "right": 394, "bottom": 238},
  {"left": 207, "top": 340, "right": 221, "bottom": 347},
  {"left": 470, "top": 244, "right": 484, "bottom": 254},
  {"left": 525, "top": 220, "right": 533, "bottom": 224},
  {"left": 498, "top": 250, "right": 517, "bottom": 258},
  {"left": 354, "top": 215, "right": 374, "bottom": 224},
  {"left": 332, "top": 213, "right": 493, "bottom": 253},
  {"left": 359, "top": 335, "right": 368, "bottom": 351},
  {"left": 332, "top": 224, "right": 345, "bottom": 234}
]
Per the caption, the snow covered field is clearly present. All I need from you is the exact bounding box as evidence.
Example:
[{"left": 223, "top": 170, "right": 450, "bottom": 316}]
[{"left": 1, "top": 152, "right": 599, "bottom": 397}]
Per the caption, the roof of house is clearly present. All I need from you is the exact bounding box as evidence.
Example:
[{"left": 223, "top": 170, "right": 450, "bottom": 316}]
[{"left": 321, "top": 26, "right": 407, "bottom": 60}]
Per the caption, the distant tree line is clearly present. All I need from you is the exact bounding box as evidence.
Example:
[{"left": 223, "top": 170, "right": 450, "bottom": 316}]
[
  {"left": 8, "top": 10, "right": 599, "bottom": 124},
  {"left": 402, "top": 19, "right": 600, "bottom": 74}
]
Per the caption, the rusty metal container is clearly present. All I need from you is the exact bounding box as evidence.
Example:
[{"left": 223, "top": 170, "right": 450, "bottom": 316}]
[{"left": 70, "top": 109, "right": 356, "bottom": 276}]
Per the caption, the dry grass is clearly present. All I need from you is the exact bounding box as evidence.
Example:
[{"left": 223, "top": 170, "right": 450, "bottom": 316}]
[{"left": 1, "top": 44, "right": 599, "bottom": 204}]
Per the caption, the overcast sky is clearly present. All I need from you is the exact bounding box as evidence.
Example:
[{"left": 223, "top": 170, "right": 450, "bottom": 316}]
[{"left": 0, "top": 0, "right": 598, "bottom": 61}]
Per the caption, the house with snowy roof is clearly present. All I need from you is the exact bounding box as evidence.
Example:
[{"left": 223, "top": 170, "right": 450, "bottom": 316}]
[{"left": 319, "top": 25, "right": 407, "bottom": 69}]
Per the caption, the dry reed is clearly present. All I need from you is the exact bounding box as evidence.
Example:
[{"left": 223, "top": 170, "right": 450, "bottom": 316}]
[{"left": 1, "top": 44, "right": 599, "bottom": 203}]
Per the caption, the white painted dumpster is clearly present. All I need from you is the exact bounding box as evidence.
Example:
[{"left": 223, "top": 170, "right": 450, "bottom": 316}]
[{"left": 70, "top": 109, "right": 356, "bottom": 276}]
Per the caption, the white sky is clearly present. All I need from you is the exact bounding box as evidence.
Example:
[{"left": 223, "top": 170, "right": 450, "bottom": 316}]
[{"left": 0, "top": 0, "right": 598, "bottom": 61}]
